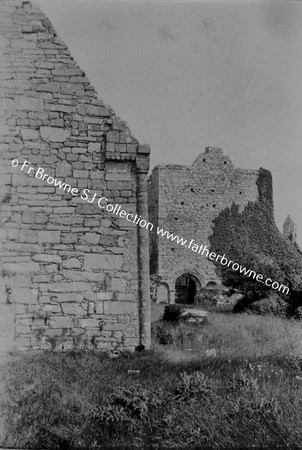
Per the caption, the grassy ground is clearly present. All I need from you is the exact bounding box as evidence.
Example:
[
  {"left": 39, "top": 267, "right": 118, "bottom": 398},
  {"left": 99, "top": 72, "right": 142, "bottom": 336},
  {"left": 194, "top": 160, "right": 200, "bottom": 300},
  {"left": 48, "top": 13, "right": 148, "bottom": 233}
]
[{"left": 2, "top": 310, "right": 302, "bottom": 448}]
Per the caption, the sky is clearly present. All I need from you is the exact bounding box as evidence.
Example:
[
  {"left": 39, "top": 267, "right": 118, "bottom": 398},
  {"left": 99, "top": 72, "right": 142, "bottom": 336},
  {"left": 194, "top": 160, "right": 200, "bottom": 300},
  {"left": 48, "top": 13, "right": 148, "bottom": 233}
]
[{"left": 35, "top": 0, "right": 302, "bottom": 246}]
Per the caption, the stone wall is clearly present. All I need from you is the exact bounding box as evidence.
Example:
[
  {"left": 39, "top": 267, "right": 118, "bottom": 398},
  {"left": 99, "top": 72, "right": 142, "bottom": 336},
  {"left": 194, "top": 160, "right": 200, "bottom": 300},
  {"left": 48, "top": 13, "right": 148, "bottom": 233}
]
[
  {"left": 148, "top": 147, "right": 260, "bottom": 303},
  {"left": 0, "top": 0, "right": 150, "bottom": 352}
]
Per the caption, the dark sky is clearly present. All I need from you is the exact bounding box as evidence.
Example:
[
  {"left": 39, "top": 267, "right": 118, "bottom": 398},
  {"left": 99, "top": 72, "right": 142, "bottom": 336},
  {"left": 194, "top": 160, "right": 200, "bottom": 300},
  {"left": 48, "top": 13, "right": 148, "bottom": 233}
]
[{"left": 36, "top": 0, "right": 302, "bottom": 246}]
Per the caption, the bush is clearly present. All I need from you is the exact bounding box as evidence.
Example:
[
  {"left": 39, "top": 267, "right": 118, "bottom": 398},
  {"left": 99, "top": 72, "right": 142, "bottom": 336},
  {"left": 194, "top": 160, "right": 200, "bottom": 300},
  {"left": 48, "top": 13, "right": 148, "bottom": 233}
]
[
  {"left": 155, "top": 328, "right": 174, "bottom": 345},
  {"left": 244, "top": 296, "right": 288, "bottom": 317},
  {"left": 163, "top": 304, "right": 183, "bottom": 323},
  {"left": 174, "top": 371, "right": 215, "bottom": 403},
  {"left": 90, "top": 385, "right": 164, "bottom": 442},
  {"left": 295, "top": 306, "right": 302, "bottom": 320}
]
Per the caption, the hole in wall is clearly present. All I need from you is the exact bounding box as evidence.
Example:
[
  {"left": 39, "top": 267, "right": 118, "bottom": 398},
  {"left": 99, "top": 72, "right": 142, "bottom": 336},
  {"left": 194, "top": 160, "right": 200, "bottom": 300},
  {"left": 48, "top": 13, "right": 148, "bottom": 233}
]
[{"left": 191, "top": 188, "right": 194, "bottom": 193}]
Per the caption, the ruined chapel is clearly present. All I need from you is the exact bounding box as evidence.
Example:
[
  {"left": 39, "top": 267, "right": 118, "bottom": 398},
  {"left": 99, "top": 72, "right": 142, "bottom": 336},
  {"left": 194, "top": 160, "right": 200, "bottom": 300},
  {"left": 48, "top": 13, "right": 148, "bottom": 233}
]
[{"left": 148, "top": 147, "right": 261, "bottom": 304}]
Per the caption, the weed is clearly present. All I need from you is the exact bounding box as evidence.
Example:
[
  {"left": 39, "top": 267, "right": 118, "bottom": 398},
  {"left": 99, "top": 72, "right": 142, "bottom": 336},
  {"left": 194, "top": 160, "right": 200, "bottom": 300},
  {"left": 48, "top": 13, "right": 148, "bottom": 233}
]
[{"left": 174, "top": 371, "right": 215, "bottom": 403}]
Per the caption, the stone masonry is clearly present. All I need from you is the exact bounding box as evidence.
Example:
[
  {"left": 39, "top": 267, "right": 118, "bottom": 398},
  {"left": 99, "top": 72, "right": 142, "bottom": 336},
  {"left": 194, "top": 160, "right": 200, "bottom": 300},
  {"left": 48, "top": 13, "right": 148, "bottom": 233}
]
[
  {"left": 0, "top": 1, "right": 150, "bottom": 352},
  {"left": 148, "top": 147, "right": 260, "bottom": 303}
]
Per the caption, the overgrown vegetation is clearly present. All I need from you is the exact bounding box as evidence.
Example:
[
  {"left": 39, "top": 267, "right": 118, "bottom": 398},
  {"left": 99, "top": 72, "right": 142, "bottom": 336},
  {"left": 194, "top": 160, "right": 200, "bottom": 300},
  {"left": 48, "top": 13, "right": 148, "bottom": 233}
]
[
  {"left": 162, "top": 304, "right": 184, "bottom": 323},
  {"left": 209, "top": 169, "right": 302, "bottom": 313},
  {"left": 2, "top": 312, "right": 302, "bottom": 448}
]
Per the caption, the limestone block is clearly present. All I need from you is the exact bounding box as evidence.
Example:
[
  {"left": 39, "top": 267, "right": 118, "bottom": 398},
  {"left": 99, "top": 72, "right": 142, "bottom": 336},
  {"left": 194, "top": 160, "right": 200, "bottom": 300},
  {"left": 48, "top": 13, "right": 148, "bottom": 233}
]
[
  {"left": 14, "top": 288, "right": 38, "bottom": 304},
  {"left": 105, "top": 172, "right": 132, "bottom": 181},
  {"left": 15, "top": 336, "right": 31, "bottom": 349},
  {"left": 15, "top": 96, "right": 44, "bottom": 112},
  {"left": 84, "top": 254, "right": 123, "bottom": 270},
  {"left": 97, "top": 292, "right": 113, "bottom": 301},
  {"left": 111, "top": 278, "right": 127, "bottom": 292},
  {"left": 36, "top": 82, "right": 60, "bottom": 93},
  {"left": 32, "top": 254, "right": 61, "bottom": 264},
  {"left": 40, "top": 126, "right": 70, "bottom": 142},
  {"left": 37, "top": 230, "right": 61, "bottom": 243},
  {"left": 78, "top": 318, "right": 100, "bottom": 328},
  {"left": 43, "top": 304, "right": 61, "bottom": 313},
  {"left": 49, "top": 316, "right": 74, "bottom": 329},
  {"left": 87, "top": 142, "right": 101, "bottom": 153},
  {"left": 44, "top": 282, "right": 91, "bottom": 292},
  {"left": 62, "top": 258, "right": 81, "bottom": 269},
  {"left": 61, "top": 234, "right": 78, "bottom": 244},
  {"left": 82, "top": 233, "right": 100, "bottom": 245},
  {"left": 95, "top": 302, "right": 103, "bottom": 314},
  {"left": 107, "top": 130, "right": 119, "bottom": 143},
  {"left": 4, "top": 262, "right": 40, "bottom": 274},
  {"left": 22, "top": 209, "right": 35, "bottom": 224},
  {"left": 32, "top": 275, "right": 49, "bottom": 283},
  {"left": 21, "top": 129, "right": 39, "bottom": 140},
  {"left": 61, "top": 83, "right": 84, "bottom": 95},
  {"left": 53, "top": 68, "right": 84, "bottom": 77},
  {"left": 103, "top": 301, "right": 137, "bottom": 315},
  {"left": 4, "top": 242, "right": 41, "bottom": 253},
  {"left": 180, "top": 309, "right": 208, "bottom": 324},
  {"left": 51, "top": 293, "right": 84, "bottom": 303},
  {"left": 47, "top": 103, "right": 74, "bottom": 113},
  {"left": 61, "top": 303, "right": 86, "bottom": 315},
  {"left": 56, "top": 161, "right": 72, "bottom": 178}
]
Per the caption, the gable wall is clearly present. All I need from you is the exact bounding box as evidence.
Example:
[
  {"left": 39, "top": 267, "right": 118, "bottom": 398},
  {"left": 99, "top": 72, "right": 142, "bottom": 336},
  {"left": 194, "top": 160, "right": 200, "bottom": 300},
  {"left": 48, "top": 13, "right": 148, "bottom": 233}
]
[{"left": 0, "top": 0, "right": 150, "bottom": 351}]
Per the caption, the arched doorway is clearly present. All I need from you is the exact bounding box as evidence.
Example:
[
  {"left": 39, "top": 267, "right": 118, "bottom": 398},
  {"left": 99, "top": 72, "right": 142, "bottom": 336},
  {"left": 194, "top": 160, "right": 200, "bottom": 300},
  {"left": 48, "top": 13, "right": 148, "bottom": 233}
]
[{"left": 175, "top": 274, "right": 198, "bottom": 304}]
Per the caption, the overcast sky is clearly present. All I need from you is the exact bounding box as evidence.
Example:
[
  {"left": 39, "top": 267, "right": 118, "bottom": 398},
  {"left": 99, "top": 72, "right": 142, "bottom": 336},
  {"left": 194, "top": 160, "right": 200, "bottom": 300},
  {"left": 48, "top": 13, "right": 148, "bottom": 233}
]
[{"left": 35, "top": 0, "right": 302, "bottom": 246}]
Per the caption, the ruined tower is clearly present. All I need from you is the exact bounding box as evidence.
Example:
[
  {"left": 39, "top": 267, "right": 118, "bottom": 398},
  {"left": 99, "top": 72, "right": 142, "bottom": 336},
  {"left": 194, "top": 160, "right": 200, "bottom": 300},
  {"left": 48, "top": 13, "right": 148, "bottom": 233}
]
[
  {"left": 0, "top": 1, "right": 150, "bottom": 352},
  {"left": 148, "top": 147, "right": 261, "bottom": 304},
  {"left": 283, "top": 215, "right": 297, "bottom": 244}
]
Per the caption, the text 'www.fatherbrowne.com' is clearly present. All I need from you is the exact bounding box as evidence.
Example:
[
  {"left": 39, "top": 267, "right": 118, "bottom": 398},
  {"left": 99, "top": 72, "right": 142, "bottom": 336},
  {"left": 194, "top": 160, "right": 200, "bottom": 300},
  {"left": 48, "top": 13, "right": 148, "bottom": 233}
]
[
  {"left": 156, "top": 227, "right": 289, "bottom": 295},
  {"left": 12, "top": 159, "right": 289, "bottom": 295}
]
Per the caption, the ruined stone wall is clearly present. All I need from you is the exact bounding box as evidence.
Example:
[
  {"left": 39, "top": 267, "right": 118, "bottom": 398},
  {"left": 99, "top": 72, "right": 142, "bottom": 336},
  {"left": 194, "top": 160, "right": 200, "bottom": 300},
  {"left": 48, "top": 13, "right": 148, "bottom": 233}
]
[
  {"left": 0, "top": 0, "right": 150, "bottom": 351},
  {"left": 148, "top": 147, "right": 260, "bottom": 302}
]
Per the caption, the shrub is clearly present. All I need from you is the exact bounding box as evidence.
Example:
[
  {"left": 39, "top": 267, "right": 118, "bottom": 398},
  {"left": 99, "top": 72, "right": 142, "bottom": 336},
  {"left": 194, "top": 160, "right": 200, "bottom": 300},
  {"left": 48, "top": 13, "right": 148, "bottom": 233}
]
[
  {"left": 90, "top": 384, "right": 164, "bottom": 437},
  {"left": 163, "top": 304, "right": 183, "bottom": 323},
  {"left": 295, "top": 306, "right": 302, "bottom": 320},
  {"left": 156, "top": 328, "right": 174, "bottom": 345},
  {"left": 244, "top": 296, "right": 288, "bottom": 317}
]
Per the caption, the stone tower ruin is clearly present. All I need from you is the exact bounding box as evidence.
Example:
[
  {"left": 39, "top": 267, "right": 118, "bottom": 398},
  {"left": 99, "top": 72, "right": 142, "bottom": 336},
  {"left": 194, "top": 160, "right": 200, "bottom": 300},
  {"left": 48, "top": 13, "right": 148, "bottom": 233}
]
[
  {"left": 148, "top": 147, "right": 261, "bottom": 304},
  {"left": 283, "top": 215, "right": 297, "bottom": 244},
  {"left": 0, "top": 1, "right": 151, "bottom": 352}
]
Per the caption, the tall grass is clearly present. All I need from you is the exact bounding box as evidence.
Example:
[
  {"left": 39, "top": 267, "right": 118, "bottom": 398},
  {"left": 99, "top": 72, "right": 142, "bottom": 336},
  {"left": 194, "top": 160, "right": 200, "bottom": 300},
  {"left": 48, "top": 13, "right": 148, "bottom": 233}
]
[
  {"left": 2, "top": 312, "right": 302, "bottom": 448},
  {"left": 153, "top": 312, "right": 302, "bottom": 365}
]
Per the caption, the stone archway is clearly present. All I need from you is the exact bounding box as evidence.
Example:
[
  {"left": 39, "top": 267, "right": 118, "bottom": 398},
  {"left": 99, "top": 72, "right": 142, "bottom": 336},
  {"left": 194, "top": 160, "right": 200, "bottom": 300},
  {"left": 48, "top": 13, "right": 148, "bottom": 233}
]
[
  {"left": 174, "top": 274, "right": 194, "bottom": 304},
  {"left": 169, "top": 269, "right": 203, "bottom": 305}
]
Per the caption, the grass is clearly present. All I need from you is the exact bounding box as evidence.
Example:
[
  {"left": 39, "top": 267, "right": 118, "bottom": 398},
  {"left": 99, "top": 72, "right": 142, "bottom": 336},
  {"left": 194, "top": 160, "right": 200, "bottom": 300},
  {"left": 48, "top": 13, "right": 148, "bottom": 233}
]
[{"left": 2, "top": 311, "right": 302, "bottom": 448}]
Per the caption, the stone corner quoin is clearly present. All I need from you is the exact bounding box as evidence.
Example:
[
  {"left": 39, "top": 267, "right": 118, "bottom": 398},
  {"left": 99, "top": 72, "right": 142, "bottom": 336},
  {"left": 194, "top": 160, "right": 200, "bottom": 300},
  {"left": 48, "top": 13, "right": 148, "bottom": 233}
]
[{"left": 0, "top": 0, "right": 151, "bottom": 353}]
